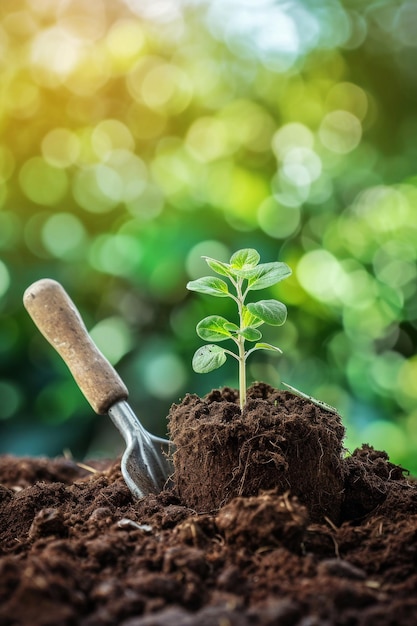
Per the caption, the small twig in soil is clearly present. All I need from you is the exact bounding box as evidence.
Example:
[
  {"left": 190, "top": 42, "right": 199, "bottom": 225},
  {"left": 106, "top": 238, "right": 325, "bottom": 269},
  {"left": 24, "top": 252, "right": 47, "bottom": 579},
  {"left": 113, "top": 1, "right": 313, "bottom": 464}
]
[
  {"left": 282, "top": 382, "right": 339, "bottom": 415},
  {"left": 63, "top": 448, "right": 99, "bottom": 474},
  {"left": 324, "top": 515, "right": 338, "bottom": 533},
  {"left": 75, "top": 462, "right": 99, "bottom": 474}
]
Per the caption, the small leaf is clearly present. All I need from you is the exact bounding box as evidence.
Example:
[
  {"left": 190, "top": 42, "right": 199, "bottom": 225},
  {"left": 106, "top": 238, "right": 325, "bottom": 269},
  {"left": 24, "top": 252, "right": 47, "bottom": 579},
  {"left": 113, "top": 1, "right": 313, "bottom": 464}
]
[
  {"left": 242, "top": 306, "right": 264, "bottom": 328},
  {"left": 230, "top": 248, "right": 260, "bottom": 271},
  {"left": 247, "top": 300, "right": 287, "bottom": 326},
  {"left": 240, "top": 327, "right": 262, "bottom": 341},
  {"left": 186, "top": 276, "right": 229, "bottom": 297},
  {"left": 246, "top": 262, "right": 292, "bottom": 291},
  {"left": 224, "top": 322, "right": 239, "bottom": 332},
  {"left": 203, "top": 257, "right": 231, "bottom": 277},
  {"left": 254, "top": 342, "right": 283, "bottom": 353},
  {"left": 192, "top": 345, "right": 227, "bottom": 373},
  {"left": 245, "top": 342, "right": 283, "bottom": 359},
  {"left": 197, "top": 316, "right": 233, "bottom": 342}
]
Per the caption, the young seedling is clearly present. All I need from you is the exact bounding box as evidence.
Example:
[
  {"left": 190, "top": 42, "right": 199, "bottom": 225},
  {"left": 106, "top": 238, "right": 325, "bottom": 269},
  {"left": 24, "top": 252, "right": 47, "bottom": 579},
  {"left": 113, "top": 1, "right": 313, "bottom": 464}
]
[{"left": 186, "top": 248, "right": 291, "bottom": 410}]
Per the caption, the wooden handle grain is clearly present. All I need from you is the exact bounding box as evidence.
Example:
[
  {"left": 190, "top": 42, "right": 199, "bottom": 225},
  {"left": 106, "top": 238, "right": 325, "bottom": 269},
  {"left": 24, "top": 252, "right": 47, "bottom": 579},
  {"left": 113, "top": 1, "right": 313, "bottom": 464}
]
[{"left": 23, "top": 279, "right": 128, "bottom": 414}]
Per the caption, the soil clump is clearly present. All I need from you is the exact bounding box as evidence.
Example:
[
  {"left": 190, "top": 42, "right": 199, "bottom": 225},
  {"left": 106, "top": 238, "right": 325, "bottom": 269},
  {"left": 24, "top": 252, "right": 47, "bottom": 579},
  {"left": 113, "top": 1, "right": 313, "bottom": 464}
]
[
  {"left": 1, "top": 384, "right": 417, "bottom": 625},
  {"left": 169, "top": 383, "right": 345, "bottom": 522}
]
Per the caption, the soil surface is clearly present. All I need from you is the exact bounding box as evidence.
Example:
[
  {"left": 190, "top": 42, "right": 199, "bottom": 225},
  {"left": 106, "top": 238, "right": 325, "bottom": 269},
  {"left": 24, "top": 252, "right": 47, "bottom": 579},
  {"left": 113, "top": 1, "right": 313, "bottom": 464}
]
[{"left": 1, "top": 384, "right": 417, "bottom": 626}]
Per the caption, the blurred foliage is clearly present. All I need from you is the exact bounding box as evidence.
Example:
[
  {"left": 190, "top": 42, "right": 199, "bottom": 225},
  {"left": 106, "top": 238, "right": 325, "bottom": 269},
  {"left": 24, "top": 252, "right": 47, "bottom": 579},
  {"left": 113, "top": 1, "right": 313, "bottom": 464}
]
[{"left": 1, "top": 0, "right": 417, "bottom": 473}]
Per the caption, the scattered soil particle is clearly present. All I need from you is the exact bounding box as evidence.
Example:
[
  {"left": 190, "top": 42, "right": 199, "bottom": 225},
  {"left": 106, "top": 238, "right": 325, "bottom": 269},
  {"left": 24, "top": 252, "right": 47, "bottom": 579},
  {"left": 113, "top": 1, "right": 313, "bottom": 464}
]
[{"left": 0, "top": 384, "right": 416, "bottom": 626}]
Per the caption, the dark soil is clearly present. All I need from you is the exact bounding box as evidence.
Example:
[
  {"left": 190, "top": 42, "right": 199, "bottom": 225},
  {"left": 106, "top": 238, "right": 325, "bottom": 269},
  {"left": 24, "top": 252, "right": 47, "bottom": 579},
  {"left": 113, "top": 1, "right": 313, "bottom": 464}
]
[
  {"left": 169, "top": 384, "right": 345, "bottom": 523},
  {"left": 1, "top": 383, "right": 417, "bottom": 626}
]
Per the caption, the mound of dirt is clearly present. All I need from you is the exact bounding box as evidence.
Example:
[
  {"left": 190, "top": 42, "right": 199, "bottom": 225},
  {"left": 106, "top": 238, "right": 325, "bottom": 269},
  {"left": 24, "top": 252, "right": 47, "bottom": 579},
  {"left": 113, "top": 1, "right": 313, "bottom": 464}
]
[
  {"left": 169, "top": 383, "right": 345, "bottom": 522},
  {"left": 1, "top": 384, "right": 417, "bottom": 626}
]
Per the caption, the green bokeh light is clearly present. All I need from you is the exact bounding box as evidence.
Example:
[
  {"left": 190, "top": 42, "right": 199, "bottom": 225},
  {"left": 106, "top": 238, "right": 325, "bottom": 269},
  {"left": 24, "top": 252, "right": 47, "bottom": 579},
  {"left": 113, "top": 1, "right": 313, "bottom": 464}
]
[
  {"left": 19, "top": 158, "right": 68, "bottom": 206},
  {"left": 0, "top": 260, "right": 10, "bottom": 298},
  {"left": 0, "top": 381, "right": 22, "bottom": 420},
  {"left": 90, "top": 316, "right": 133, "bottom": 365},
  {"left": 42, "top": 213, "right": 87, "bottom": 259},
  {"left": 0, "top": 0, "right": 416, "bottom": 471}
]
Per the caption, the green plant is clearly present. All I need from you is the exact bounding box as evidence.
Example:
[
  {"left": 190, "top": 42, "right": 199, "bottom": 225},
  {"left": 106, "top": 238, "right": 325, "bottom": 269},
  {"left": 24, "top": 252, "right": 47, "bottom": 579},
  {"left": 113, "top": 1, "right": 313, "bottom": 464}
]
[{"left": 186, "top": 248, "right": 292, "bottom": 409}]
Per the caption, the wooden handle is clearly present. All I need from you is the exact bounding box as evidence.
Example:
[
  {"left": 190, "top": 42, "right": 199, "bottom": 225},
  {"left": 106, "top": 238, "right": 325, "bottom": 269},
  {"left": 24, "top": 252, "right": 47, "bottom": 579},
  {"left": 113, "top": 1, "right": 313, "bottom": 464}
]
[{"left": 24, "top": 279, "right": 128, "bottom": 414}]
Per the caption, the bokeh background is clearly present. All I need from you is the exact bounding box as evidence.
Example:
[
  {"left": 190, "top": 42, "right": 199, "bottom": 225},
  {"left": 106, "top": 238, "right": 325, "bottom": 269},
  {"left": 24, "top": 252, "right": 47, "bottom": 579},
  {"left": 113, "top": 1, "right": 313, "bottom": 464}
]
[{"left": 1, "top": 0, "right": 417, "bottom": 473}]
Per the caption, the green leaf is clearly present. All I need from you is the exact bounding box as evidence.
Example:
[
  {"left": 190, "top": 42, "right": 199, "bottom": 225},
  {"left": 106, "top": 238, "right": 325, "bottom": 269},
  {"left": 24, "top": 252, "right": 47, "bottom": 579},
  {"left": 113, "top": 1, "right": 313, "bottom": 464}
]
[
  {"left": 246, "top": 262, "right": 292, "bottom": 291},
  {"left": 203, "top": 257, "right": 231, "bottom": 277},
  {"left": 186, "top": 276, "right": 229, "bottom": 297},
  {"left": 254, "top": 342, "right": 283, "bottom": 353},
  {"left": 240, "top": 327, "right": 262, "bottom": 341},
  {"left": 197, "top": 316, "right": 233, "bottom": 342},
  {"left": 224, "top": 322, "right": 239, "bottom": 332},
  {"left": 246, "top": 300, "right": 287, "bottom": 326},
  {"left": 192, "top": 345, "right": 227, "bottom": 373},
  {"left": 242, "top": 306, "right": 264, "bottom": 328},
  {"left": 229, "top": 248, "right": 260, "bottom": 271}
]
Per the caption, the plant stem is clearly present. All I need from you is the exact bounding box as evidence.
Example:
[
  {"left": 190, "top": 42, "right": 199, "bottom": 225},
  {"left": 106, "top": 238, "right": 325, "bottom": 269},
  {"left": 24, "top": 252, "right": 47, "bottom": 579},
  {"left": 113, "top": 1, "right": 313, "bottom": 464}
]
[
  {"left": 236, "top": 277, "right": 246, "bottom": 411},
  {"left": 238, "top": 335, "right": 246, "bottom": 410}
]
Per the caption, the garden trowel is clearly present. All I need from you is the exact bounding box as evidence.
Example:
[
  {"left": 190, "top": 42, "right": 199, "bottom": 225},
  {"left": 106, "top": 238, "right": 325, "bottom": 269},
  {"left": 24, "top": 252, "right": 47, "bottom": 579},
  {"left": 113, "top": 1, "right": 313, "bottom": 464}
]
[{"left": 23, "top": 278, "right": 173, "bottom": 499}]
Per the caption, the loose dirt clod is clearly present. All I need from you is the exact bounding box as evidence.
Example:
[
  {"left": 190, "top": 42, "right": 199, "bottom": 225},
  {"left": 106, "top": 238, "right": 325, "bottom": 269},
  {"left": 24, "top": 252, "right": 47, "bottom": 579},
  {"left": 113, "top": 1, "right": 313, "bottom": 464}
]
[{"left": 215, "top": 490, "right": 308, "bottom": 551}]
